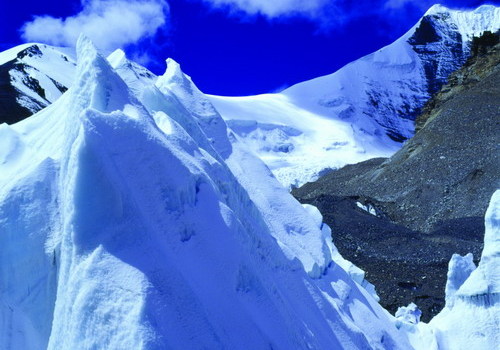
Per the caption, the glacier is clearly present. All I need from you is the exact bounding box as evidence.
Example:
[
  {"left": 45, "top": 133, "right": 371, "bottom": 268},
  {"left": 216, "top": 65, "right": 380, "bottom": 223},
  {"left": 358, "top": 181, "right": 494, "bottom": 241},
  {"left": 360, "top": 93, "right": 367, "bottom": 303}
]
[
  {"left": 1, "top": 32, "right": 498, "bottom": 350},
  {"left": 0, "top": 36, "right": 414, "bottom": 350}
]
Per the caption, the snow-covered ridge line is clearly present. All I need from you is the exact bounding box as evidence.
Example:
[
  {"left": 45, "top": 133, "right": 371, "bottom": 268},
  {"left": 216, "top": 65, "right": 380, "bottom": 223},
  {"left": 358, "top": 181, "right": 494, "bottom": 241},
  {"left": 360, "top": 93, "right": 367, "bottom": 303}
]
[{"left": 1, "top": 5, "right": 498, "bottom": 187}]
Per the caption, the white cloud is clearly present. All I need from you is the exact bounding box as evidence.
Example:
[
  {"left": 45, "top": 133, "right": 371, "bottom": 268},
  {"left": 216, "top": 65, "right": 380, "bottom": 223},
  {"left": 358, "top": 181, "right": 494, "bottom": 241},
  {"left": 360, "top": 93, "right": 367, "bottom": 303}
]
[
  {"left": 202, "top": 0, "right": 330, "bottom": 18},
  {"left": 20, "top": 0, "right": 169, "bottom": 52}
]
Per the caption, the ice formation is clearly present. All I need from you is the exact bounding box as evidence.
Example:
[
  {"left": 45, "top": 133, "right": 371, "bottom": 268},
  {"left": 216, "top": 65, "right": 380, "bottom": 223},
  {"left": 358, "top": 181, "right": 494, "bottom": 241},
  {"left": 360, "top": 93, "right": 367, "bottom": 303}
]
[
  {"left": 0, "top": 36, "right": 414, "bottom": 350},
  {"left": 395, "top": 303, "right": 422, "bottom": 325},
  {"left": 427, "top": 190, "right": 500, "bottom": 350}
]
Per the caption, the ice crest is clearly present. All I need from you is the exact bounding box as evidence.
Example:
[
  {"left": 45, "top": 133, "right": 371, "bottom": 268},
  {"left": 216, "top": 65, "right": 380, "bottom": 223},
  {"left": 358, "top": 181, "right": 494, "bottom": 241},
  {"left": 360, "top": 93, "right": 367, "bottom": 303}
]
[
  {"left": 157, "top": 58, "right": 233, "bottom": 158},
  {"left": 443, "top": 253, "right": 476, "bottom": 307},
  {"left": 456, "top": 190, "right": 500, "bottom": 298},
  {"left": 427, "top": 190, "right": 500, "bottom": 350},
  {"left": 106, "top": 49, "right": 127, "bottom": 68},
  {"left": 73, "top": 34, "right": 137, "bottom": 114}
]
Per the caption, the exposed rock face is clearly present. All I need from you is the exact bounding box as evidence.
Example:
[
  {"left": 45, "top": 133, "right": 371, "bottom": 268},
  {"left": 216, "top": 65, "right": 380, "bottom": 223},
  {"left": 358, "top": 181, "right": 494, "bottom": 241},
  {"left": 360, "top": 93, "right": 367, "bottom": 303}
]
[
  {"left": 293, "top": 42, "right": 500, "bottom": 320},
  {"left": 416, "top": 31, "right": 500, "bottom": 131},
  {"left": 409, "top": 13, "right": 467, "bottom": 96},
  {"left": 0, "top": 60, "right": 37, "bottom": 124}
]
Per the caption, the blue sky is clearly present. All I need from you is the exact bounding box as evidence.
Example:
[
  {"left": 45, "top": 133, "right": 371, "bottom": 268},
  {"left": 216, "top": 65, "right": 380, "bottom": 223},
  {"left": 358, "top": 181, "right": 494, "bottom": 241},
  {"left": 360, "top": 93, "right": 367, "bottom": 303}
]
[{"left": 0, "top": 0, "right": 498, "bottom": 95}]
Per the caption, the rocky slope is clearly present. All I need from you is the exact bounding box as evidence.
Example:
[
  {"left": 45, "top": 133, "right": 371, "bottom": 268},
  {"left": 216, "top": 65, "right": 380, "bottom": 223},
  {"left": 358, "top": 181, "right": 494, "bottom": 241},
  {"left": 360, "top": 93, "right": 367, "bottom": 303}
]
[{"left": 293, "top": 40, "right": 500, "bottom": 320}]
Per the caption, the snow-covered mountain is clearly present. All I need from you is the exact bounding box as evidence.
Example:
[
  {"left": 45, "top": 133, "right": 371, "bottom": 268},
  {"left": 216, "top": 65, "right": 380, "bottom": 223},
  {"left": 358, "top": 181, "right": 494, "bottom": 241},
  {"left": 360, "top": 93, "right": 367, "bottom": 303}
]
[
  {"left": 0, "top": 44, "right": 76, "bottom": 123},
  {"left": 292, "top": 38, "right": 500, "bottom": 320},
  {"left": 209, "top": 4, "right": 500, "bottom": 187}
]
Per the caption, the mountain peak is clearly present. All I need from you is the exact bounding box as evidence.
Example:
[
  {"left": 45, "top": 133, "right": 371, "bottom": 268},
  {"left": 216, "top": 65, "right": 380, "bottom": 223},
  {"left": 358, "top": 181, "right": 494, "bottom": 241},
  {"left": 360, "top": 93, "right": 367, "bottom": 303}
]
[
  {"left": 424, "top": 3, "right": 499, "bottom": 16},
  {"left": 0, "top": 43, "right": 37, "bottom": 65},
  {"left": 474, "top": 4, "right": 498, "bottom": 14},
  {"left": 422, "top": 4, "right": 500, "bottom": 39},
  {"left": 424, "top": 4, "right": 450, "bottom": 16}
]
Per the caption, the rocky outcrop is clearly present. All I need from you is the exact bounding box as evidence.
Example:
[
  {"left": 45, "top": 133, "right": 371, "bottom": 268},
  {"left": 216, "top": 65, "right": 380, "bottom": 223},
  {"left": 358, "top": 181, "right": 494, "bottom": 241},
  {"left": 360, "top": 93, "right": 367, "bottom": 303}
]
[{"left": 416, "top": 30, "right": 500, "bottom": 131}]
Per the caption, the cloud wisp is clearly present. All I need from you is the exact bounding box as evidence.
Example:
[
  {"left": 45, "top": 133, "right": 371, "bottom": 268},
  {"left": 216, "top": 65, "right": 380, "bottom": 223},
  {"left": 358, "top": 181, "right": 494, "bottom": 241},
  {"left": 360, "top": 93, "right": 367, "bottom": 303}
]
[
  {"left": 198, "top": 0, "right": 407, "bottom": 29},
  {"left": 201, "top": 0, "right": 330, "bottom": 18},
  {"left": 20, "top": 0, "right": 169, "bottom": 52},
  {"left": 198, "top": 0, "right": 482, "bottom": 31}
]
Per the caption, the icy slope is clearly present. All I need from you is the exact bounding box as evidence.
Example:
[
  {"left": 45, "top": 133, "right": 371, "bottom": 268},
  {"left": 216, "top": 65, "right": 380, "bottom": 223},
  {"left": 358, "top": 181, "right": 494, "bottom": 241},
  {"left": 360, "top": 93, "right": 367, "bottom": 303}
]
[
  {"left": 0, "top": 36, "right": 414, "bottom": 349},
  {"left": 209, "top": 5, "right": 500, "bottom": 187},
  {"left": 0, "top": 44, "right": 76, "bottom": 123}
]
